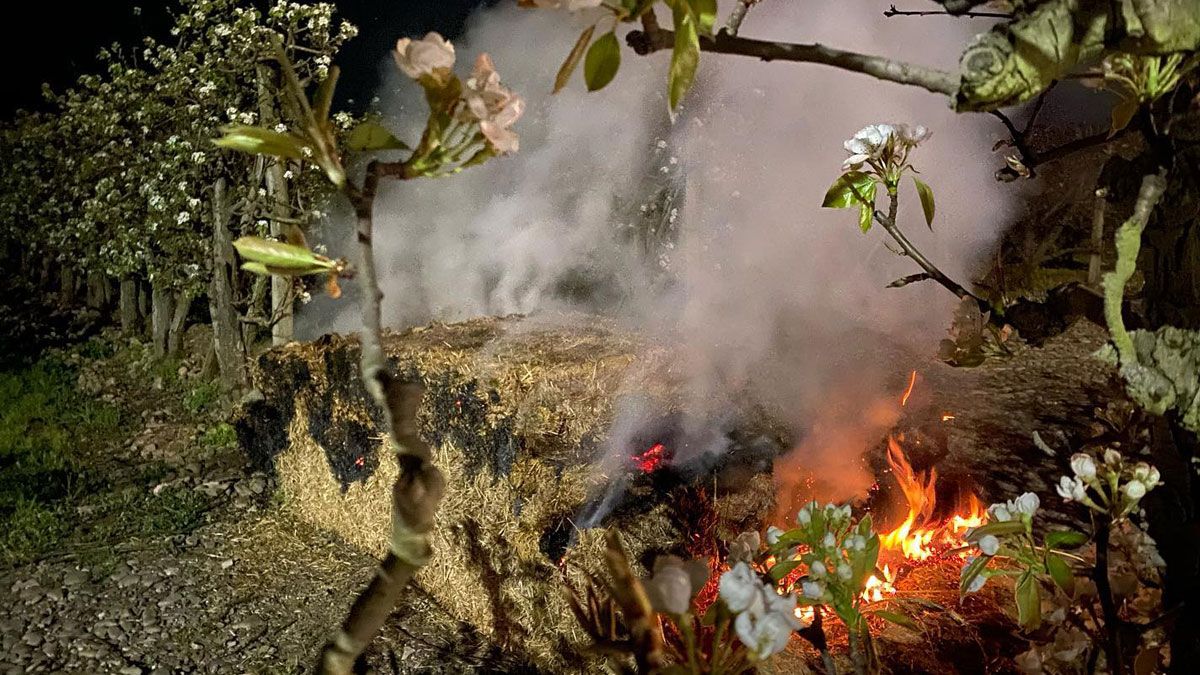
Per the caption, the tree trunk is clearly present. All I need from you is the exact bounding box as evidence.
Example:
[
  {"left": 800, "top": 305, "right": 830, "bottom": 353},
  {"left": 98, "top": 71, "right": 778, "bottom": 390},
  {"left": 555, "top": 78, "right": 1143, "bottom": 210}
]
[
  {"left": 150, "top": 281, "right": 175, "bottom": 358},
  {"left": 258, "top": 63, "right": 294, "bottom": 346},
  {"left": 138, "top": 281, "right": 151, "bottom": 326},
  {"left": 58, "top": 266, "right": 75, "bottom": 308},
  {"left": 166, "top": 289, "right": 193, "bottom": 358},
  {"left": 209, "top": 177, "right": 247, "bottom": 389},
  {"left": 119, "top": 277, "right": 140, "bottom": 335},
  {"left": 85, "top": 271, "right": 107, "bottom": 310}
]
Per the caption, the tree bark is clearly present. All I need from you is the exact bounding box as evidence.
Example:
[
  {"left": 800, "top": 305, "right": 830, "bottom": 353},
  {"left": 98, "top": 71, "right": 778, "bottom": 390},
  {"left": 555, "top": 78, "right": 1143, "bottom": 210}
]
[
  {"left": 258, "top": 63, "right": 295, "bottom": 346},
  {"left": 85, "top": 271, "right": 108, "bottom": 310},
  {"left": 167, "top": 289, "right": 193, "bottom": 358},
  {"left": 119, "top": 277, "right": 140, "bottom": 335},
  {"left": 150, "top": 281, "right": 175, "bottom": 358},
  {"left": 138, "top": 281, "right": 151, "bottom": 327},
  {"left": 209, "top": 177, "right": 247, "bottom": 389},
  {"left": 58, "top": 266, "right": 75, "bottom": 308}
]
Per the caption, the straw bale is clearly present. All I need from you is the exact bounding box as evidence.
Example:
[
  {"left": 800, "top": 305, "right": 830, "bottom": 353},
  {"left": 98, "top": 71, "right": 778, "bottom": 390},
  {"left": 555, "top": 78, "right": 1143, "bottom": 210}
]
[{"left": 235, "top": 315, "right": 778, "bottom": 671}]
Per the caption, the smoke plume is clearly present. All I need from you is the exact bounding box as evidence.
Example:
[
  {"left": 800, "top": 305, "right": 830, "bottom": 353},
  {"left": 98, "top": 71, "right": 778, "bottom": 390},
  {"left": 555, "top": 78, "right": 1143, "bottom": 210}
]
[{"left": 303, "top": 1, "right": 1013, "bottom": 504}]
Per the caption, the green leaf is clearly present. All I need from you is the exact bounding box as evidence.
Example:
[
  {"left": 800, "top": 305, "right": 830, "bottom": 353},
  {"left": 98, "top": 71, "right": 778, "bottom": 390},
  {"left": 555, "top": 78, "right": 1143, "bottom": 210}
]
[
  {"left": 912, "top": 176, "right": 935, "bottom": 229},
  {"left": 871, "top": 610, "right": 921, "bottom": 631},
  {"left": 1045, "top": 529, "right": 1089, "bottom": 550},
  {"left": 688, "top": 0, "right": 718, "bottom": 34},
  {"left": 851, "top": 535, "right": 881, "bottom": 590},
  {"left": 347, "top": 121, "right": 411, "bottom": 152},
  {"left": 768, "top": 558, "right": 804, "bottom": 582},
  {"left": 213, "top": 126, "right": 308, "bottom": 160},
  {"left": 858, "top": 202, "right": 874, "bottom": 233},
  {"left": 821, "top": 171, "right": 876, "bottom": 209},
  {"left": 240, "top": 262, "right": 271, "bottom": 276},
  {"left": 233, "top": 236, "right": 336, "bottom": 275},
  {"left": 1110, "top": 98, "right": 1140, "bottom": 138},
  {"left": 1015, "top": 572, "right": 1042, "bottom": 630},
  {"left": 556, "top": 24, "right": 597, "bottom": 93},
  {"left": 959, "top": 555, "right": 990, "bottom": 596},
  {"left": 1045, "top": 553, "right": 1075, "bottom": 596},
  {"left": 584, "top": 31, "right": 621, "bottom": 92},
  {"left": 668, "top": 6, "right": 700, "bottom": 114},
  {"left": 965, "top": 520, "right": 1027, "bottom": 541}
]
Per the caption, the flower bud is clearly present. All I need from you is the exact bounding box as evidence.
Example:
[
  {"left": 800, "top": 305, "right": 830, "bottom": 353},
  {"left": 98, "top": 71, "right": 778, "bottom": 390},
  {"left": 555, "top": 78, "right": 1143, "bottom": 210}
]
[{"left": 1070, "top": 453, "right": 1097, "bottom": 480}]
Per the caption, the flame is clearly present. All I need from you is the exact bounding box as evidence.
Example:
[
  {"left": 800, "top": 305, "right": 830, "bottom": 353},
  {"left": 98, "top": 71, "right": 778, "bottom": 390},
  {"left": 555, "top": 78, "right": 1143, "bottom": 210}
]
[
  {"left": 862, "top": 565, "right": 895, "bottom": 603},
  {"left": 632, "top": 443, "right": 668, "bottom": 473},
  {"left": 861, "top": 435, "right": 985, "bottom": 602},
  {"left": 899, "top": 369, "right": 918, "bottom": 407}
]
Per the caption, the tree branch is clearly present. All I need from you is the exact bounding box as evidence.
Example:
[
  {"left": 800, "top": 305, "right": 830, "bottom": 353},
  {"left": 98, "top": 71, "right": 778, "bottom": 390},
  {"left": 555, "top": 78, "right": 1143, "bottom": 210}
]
[
  {"left": 625, "top": 27, "right": 959, "bottom": 98},
  {"left": 725, "top": 0, "right": 761, "bottom": 37},
  {"left": 995, "top": 127, "right": 1131, "bottom": 182},
  {"left": 884, "top": 4, "right": 1013, "bottom": 19},
  {"left": 318, "top": 160, "right": 444, "bottom": 675},
  {"left": 876, "top": 191, "right": 982, "bottom": 304}
]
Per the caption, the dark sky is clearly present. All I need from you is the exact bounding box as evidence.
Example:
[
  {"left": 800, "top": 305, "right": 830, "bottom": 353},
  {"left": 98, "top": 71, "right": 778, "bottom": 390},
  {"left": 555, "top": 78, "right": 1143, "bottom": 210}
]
[{"left": 3, "top": 0, "right": 494, "bottom": 117}]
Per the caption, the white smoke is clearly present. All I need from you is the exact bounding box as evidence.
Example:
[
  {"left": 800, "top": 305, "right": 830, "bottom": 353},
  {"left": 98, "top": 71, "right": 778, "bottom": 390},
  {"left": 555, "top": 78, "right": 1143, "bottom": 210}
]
[{"left": 303, "top": 1, "right": 1013, "bottom": 501}]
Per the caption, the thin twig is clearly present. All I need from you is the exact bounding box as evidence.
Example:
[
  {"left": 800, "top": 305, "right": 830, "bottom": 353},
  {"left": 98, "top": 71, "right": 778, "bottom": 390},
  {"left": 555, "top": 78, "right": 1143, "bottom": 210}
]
[
  {"left": 725, "top": 0, "right": 760, "bottom": 36},
  {"left": 884, "top": 4, "right": 1013, "bottom": 18},
  {"left": 1088, "top": 187, "right": 1109, "bottom": 287},
  {"left": 876, "top": 191, "right": 980, "bottom": 303},
  {"left": 625, "top": 26, "right": 959, "bottom": 98},
  {"left": 995, "top": 127, "right": 1131, "bottom": 181}
]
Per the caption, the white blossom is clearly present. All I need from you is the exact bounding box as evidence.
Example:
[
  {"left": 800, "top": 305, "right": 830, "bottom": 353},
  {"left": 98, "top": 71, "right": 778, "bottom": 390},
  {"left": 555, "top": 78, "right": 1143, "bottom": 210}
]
[
  {"left": 393, "top": 32, "right": 455, "bottom": 81},
  {"left": 461, "top": 53, "right": 524, "bottom": 154},
  {"left": 978, "top": 534, "right": 1000, "bottom": 556},
  {"left": 1057, "top": 475, "right": 1088, "bottom": 502},
  {"left": 1070, "top": 453, "right": 1097, "bottom": 480},
  {"left": 1123, "top": 480, "right": 1147, "bottom": 500},
  {"left": 718, "top": 563, "right": 759, "bottom": 613}
]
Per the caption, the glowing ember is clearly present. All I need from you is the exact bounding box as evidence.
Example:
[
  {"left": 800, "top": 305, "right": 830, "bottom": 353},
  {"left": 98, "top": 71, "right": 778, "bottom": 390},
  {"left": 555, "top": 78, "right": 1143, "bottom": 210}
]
[
  {"left": 632, "top": 442, "right": 669, "bottom": 473},
  {"left": 794, "top": 605, "right": 816, "bottom": 623},
  {"left": 941, "top": 413, "right": 955, "bottom": 421},
  {"left": 354, "top": 456, "right": 365, "bottom": 468},
  {"left": 899, "top": 369, "right": 918, "bottom": 407}
]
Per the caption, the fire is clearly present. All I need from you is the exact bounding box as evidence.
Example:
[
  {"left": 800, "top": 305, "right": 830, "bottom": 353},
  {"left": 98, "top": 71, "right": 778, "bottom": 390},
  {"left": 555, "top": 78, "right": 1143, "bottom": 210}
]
[
  {"left": 899, "top": 369, "right": 918, "bottom": 407},
  {"left": 632, "top": 442, "right": 668, "bottom": 473},
  {"left": 862, "top": 565, "right": 895, "bottom": 603}
]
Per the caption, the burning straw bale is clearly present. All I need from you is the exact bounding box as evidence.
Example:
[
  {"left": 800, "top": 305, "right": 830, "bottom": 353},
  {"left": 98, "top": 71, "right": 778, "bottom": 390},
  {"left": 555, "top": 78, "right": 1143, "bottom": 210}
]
[{"left": 235, "top": 315, "right": 779, "bottom": 669}]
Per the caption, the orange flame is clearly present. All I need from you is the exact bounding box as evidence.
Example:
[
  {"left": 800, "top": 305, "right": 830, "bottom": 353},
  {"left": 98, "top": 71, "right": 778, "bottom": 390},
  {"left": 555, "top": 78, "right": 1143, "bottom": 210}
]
[{"left": 899, "top": 369, "right": 918, "bottom": 407}]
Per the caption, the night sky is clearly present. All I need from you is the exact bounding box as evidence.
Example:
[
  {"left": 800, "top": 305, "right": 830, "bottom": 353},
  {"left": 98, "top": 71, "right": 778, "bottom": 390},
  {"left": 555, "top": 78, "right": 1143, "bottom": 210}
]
[{"left": 4, "top": 0, "right": 495, "bottom": 117}]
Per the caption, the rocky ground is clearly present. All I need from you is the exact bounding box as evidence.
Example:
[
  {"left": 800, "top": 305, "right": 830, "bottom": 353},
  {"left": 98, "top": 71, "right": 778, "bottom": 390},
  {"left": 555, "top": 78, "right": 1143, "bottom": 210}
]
[{"left": 0, "top": 329, "right": 528, "bottom": 674}]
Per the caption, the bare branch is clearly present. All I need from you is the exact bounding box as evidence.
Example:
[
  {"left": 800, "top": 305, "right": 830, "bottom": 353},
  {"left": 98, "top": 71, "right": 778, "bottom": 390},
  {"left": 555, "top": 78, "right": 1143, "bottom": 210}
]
[
  {"left": 725, "top": 0, "right": 761, "bottom": 36},
  {"left": 994, "top": 128, "right": 1130, "bottom": 182},
  {"left": 318, "top": 159, "right": 444, "bottom": 675},
  {"left": 884, "top": 4, "right": 1012, "bottom": 18},
  {"left": 625, "top": 26, "right": 959, "bottom": 98}
]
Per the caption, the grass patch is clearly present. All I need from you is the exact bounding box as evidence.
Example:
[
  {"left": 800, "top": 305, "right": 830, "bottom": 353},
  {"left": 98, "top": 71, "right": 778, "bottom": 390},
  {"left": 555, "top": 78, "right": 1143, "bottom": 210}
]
[
  {"left": 0, "top": 498, "right": 70, "bottom": 565},
  {"left": 0, "top": 354, "right": 126, "bottom": 566},
  {"left": 185, "top": 380, "right": 221, "bottom": 416},
  {"left": 0, "top": 357, "right": 121, "bottom": 512},
  {"left": 201, "top": 422, "right": 238, "bottom": 449}
]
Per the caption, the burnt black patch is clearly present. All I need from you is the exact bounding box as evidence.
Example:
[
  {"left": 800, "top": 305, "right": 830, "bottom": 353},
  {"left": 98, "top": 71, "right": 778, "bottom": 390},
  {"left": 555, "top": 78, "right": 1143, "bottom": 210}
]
[
  {"left": 422, "top": 376, "right": 521, "bottom": 478},
  {"left": 233, "top": 352, "right": 310, "bottom": 473}
]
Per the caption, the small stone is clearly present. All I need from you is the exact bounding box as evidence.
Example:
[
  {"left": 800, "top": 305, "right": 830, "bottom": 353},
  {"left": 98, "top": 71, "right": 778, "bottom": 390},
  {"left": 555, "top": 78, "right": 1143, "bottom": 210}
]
[
  {"left": 120, "top": 667, "right": 143, "bottom": 675},
  {"left": 23, "top": 630, "right": 44, "bottom": 647},
  {"left": 220, "top": 559, "right": 234, "bottom": 570}
]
